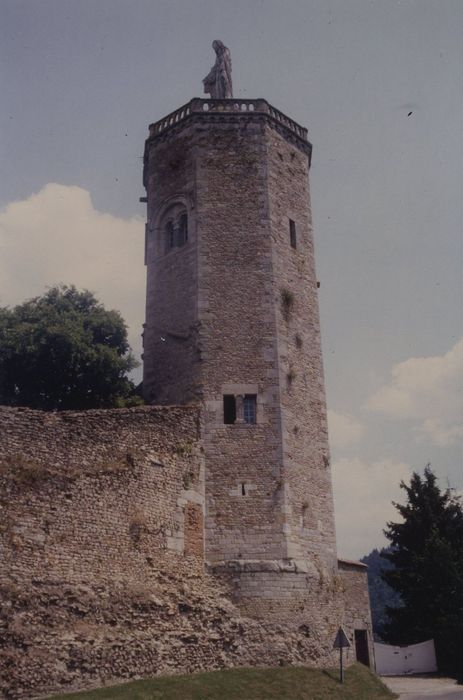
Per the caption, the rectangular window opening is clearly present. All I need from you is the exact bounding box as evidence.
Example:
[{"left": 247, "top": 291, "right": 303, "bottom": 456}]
[
  {"left": 223, "top": 395, "right": 236, "bottom": 424},
  {"left": 241, "top": 482, "right": 246, "bottom": 496},
  {"left": 243, "top": 394, "right": 257, "bottom": 425},
  {"left": 289, "top": 219, "right": 297, "bottom": 249}
]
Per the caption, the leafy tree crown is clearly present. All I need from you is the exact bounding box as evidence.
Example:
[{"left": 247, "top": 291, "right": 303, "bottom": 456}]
[{"left": 0, "top": 285, "right": 140, "bottom": 410}]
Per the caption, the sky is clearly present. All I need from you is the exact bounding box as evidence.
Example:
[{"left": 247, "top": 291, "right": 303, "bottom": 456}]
[{"left": 1, "top": 0, "right": 463, "bottom": 559}]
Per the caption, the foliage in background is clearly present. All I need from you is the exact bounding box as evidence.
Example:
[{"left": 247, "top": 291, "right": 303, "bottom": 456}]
[
  {"left": 360, "top": 547, "right": 401, "bottom": 641},
  {"left": 0, "top": 285, "right": 141, "bottom": 410},
  {"left": 382, "top": 465, "right": 463, "bottom": 677}
]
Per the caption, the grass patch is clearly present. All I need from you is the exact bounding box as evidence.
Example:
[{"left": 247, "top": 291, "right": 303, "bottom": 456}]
[{"left": 45, "top": 663, "right": 396, "bottom": 700}]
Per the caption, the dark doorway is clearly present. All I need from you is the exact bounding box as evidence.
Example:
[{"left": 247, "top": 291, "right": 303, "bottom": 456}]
[{"left": 354, "top": 629, "right": 370, "bottom": 667}]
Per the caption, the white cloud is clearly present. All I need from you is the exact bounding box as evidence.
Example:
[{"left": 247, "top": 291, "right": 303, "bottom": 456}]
[
  {"left": 0, "top": 183, "right": 144, "bottom": 368},
  {"left": 327, "top": 409, "right": 365, "bottom": 450},
  {"left": 365, "top": 338, "right": 463, "bottom": 446},
  {"left": 332, "top": 457, "right": 411, "bottom": 559}
]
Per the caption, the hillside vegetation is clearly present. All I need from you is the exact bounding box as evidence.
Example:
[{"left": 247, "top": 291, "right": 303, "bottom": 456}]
[{"left": 361, "top": 547, "right": 401, "bottom": 640}]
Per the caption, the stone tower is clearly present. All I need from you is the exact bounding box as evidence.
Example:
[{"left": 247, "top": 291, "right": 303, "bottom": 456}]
[
  {"left": 143, "top": 95, "right": 337, "bottom": 569},
  {"left": 142, "top": 93, "right": 372, "bottom": 657}
]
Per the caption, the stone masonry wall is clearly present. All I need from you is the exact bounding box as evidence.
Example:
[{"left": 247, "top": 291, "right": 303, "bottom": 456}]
[
  {"left": 0, "top": 405, "right": 204, "bottom": 585},
  {"left": 265, "top": 124, "right": 338, "bottom": 570},
  {"left": 194, "top": 120, "right": 288, "bottom": 562},
  {"left": 194, "top": 117, "right": 337, "bottom": 568},
  {"left": 141, "top": 104, "right": 373, "bottom": 689},
  {"left": 144, "top": 117, "right": 290, "bottom": 562},
  {"left": 141, "top": 111, "right": 366, "bottom": 661},
  {"left": 0, "top": 406, "right": 353, "bottom": 700},
  {"left": 0, "top": 405, "right": 204, "bottom": 698},
  {"left": 213, "top": 557, "right": 374, "bottom": 670},
  {"left": 338, "top": 559, "right": 376, "bottom": 668},
  {"left": 213, "top": 559, "right": 345, "bottom": 652},
  {"left": 143, "top": 128, "right": 199, "bottom": 406},
  {"left": 144, "top": 111, "right": 338, "bottom": 568}
]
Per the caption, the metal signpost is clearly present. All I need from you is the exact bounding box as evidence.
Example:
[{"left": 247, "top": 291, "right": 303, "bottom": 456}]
[{"left": 333, "top": 627, "right": 351, "bottom": 683}]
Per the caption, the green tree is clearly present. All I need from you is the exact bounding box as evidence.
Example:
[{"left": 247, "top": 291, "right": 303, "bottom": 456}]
[
  {"left": 0, "top": 285, "right": 141, "bottom": 410},
  {"left": 382, "top": 465, "right": 463, "bottom": 676}
]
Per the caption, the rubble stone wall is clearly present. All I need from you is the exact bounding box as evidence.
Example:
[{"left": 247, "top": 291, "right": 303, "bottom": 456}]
[
  {"left": 0, "top": 406, "right": 352, "bottom": 700},
  {"left": 0, "top": 405, "right": 204, "bottom": 589},
  {"left": 338, "top": 559, "right": 376, "bottom": 668},
  {"left": 0, "top": 405, "right": 207, "bottom": 699},
  {"left": 213, "top": 557, "right": 373, "bottom": 671},
  {"left": 0, "top": 407, "right": 373, "bottom": 700}
]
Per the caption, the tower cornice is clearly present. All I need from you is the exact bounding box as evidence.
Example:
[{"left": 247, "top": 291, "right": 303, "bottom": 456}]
[{"left": 146, "top": 98, "right": 312, "bottom": 161}]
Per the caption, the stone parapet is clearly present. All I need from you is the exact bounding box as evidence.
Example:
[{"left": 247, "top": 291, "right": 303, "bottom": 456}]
[{"left": 145, "top": 97, "right": 312, "bottom": 159}]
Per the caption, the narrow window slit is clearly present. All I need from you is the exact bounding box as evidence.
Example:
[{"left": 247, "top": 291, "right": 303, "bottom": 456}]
[
  {"left": 289, "top": 219, "right": 297, "bottom": 249},
  {"left": 178, "top": 212, "right": 188, "bottom": 246}
]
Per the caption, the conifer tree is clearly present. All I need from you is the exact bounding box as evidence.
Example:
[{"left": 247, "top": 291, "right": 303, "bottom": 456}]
[{"left": 382, "top": 465, "right": 463, "bottom": 676}]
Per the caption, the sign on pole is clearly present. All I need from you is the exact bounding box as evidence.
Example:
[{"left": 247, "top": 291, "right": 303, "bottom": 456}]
[{"left": 333, "top": 627, "right": 350, "bottom": 683}]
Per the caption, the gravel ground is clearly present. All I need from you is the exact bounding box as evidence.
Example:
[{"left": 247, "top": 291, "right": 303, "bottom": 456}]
[{"left": 382, "top": 675, "right": 463, "bottom": 699}]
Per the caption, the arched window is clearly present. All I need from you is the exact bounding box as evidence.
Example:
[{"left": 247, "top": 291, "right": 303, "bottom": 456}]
[
  {"left": 165, "top": 221, "right": 175, "bottom": 251},
  {"left": 160, "top": 203, "right": 189, "bottom": 255},
  {"left": 178, "top": 212, "right": 188, "bottom": 246}
]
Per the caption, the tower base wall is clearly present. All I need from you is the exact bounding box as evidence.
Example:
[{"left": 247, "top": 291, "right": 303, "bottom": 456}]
[
  {"left": 212, "top": 558, "right": 374, "bottom": 669},
  {"left": 0, "top": 407, "right": 373, "bottom": 699}
]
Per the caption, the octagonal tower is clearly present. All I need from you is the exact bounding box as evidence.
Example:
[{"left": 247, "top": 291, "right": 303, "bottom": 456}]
[{"left": 143, "top": 98, "right": 337, "bottom": 571}]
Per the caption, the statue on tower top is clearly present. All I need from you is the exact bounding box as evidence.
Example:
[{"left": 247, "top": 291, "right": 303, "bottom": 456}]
[{"left": 203, "top": 40, "right": 233, "bottom": 99}]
